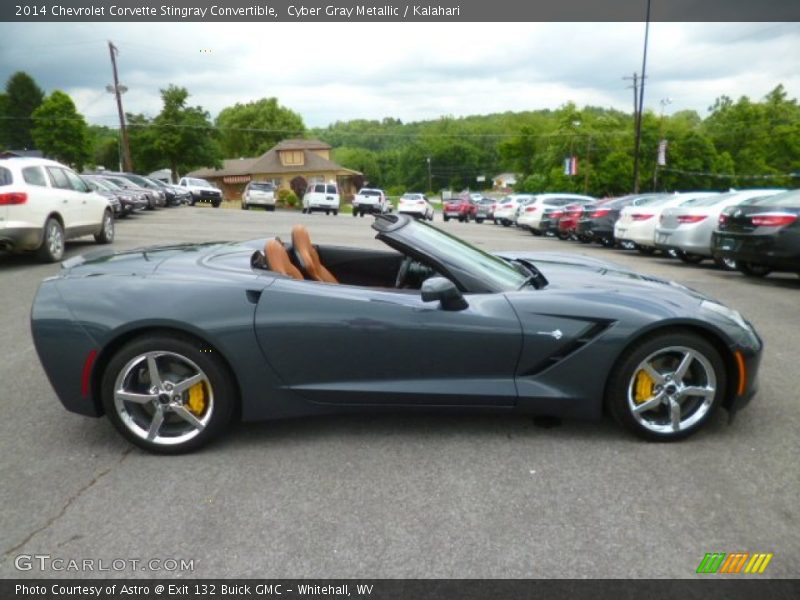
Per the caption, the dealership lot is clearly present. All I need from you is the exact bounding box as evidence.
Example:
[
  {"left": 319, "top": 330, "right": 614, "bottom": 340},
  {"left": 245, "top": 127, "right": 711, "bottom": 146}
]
[{"left": 1, "top": 207, "right": 798, "bottom": 578}]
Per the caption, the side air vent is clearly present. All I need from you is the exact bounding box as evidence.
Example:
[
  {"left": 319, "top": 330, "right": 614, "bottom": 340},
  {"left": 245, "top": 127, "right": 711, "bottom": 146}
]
[{"left": 520, "top": 321, "right": 612, "bottom": 377}]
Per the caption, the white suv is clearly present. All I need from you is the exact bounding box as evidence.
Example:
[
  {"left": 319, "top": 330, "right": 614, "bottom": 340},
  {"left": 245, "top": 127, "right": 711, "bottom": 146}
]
[
  {"left": 302, "top": 182, "right": 340, "bottom": 216},
  {"left": 0, "top": 157, "right": 115, "bottom": 262},
  {"left": 241, "top": 181, "right": 276, "bottom": 211}
]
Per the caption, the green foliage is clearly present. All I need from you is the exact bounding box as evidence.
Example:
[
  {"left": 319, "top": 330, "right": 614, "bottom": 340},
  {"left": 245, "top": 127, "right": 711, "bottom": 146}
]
[
  {"left": 0, "top": 71, "right": 44, "bottom": 150},
  {"left": 31, "top": 91, "right": 90, "bottom": 170},
  {"left": 277, "top": 188, "right": 298, "bottom": 208},
  {"left": 216, "top": 97, "right": 304, "bottom": 157}
]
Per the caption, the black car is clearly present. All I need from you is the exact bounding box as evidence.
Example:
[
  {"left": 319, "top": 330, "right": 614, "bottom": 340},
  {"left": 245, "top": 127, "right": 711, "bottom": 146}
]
[
  {"left": 712, "top": 189, "right": 800, "bottom": 278},
  {"left": 84, "top": 175, "right": 148, "bottom": 216},
  {"left": 148, "top": 177, "right": 190, "bottom": 206},
  {"left": 102, "top": 174, "right": 163, "bottom": 210},
  {"left": 577, "top": 194, "right": 663, "bottom": 247},
  {"left": 108, "top": 172, "right": 167, "bottom": 209}
]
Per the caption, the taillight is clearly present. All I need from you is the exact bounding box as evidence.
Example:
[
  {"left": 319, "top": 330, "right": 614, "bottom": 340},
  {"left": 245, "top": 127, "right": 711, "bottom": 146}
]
[
  {"left": 0, "top": 192, "right": 27, "bottom": 205},
  {"left": 751, "top": 213, "right": 798, "bottom": 227},
  {"left": 590, "top": 208, "right": 610, "bottom": 218},
  {"left": 677, "top": 215, "right": 707, "bottom": 224},
  {"left": 631, "top": 213, "right": 653, "bottom": 221},
  {"left": 525, "top": 206, "right": 537, "bottom": 213},
  {"left": 501, "top": 203, "right": 512, "bottom": 208}
]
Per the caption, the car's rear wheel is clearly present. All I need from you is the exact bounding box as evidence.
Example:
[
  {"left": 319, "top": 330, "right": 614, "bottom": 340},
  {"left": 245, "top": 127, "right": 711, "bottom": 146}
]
[
  {"left": 476, "top": 218, "right": 484, "bottom": 224},
  {"left": 502, "top": 221, "right": 511, "bottom": 227},
  {"left": 101, "top": 334, "right": 236, "bottom": 454},
  {"left": 94, "top": 209, "right": 115, "bottom": 244},
  {"left": 678, "top": 251, "right": 704, "bottom": 264},
  {"left": 212, "top": 200, "right": 221, "bottom": 208},
  {"left": 738, "top": 262, "right": 772, "bottom": 278},
  {"left": 333, "top": 209, "right": 338, "bottom": 216},
  {"left": 37, "top": 217, "right": 65, "bottom": 263},
  {"left": 241, "top": 201, "right": 249, "bottom": 210},
  {"left": 607, "top": 331, "right": 725, "bottom": 441}
]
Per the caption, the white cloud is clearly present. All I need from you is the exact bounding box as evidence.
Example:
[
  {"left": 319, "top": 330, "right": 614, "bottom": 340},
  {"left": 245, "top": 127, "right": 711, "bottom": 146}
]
[{"left": 0, "top": 22, "right": 797, "bottom": 127}]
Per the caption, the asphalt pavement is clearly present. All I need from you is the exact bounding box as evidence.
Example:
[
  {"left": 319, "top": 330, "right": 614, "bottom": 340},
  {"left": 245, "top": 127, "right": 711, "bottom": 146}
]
[{"left": 1, "top": 206, "right": 798, "bottom": 579}]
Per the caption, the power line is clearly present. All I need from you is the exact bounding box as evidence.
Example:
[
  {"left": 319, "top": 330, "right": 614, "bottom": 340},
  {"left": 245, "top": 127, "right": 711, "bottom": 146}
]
[{"left": 659, "top": 167, "right": 799, "bottom": 179}]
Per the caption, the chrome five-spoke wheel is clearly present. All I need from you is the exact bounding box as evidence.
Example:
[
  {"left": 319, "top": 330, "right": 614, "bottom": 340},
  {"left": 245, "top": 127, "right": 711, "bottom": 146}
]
[
  {"left": 608, "top": 331, "right": 725, "bottom": 441},
  {"left": 102, "top": 334, "right": 235, "bottom": 453},
  {"left": 627, "top": 346, "right": 716, "bottom": 434},
  {"left": 114, "top": 351, "right": 214, "bottom": 446}
]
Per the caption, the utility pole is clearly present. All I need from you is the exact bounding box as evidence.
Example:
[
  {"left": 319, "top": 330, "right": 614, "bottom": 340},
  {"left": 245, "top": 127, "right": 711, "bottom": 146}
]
[
  {"left": 108, "top": 41, "right": 133, "bottom": 172},
  {"left": 653, "top": 98, "right": 672, "bottom": 191},
  {"left": 632, "top": 0, "right": 652, "bottom": 194},
  {"left": 426, "top": 157, "right": 432, "bottom": 193}
]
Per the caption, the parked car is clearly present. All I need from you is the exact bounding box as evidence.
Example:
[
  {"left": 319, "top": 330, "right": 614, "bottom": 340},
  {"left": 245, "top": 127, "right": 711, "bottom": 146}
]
[
  {"left": 397, "top": 193, "right": 434, "bottom": 220},
  {"left": 81, "top": 176, "right": 122, "bottom": 217},
  {"left": 442, "top": 197, "right": 477, "bottom": 222},
  {"left": 148, "top": 177, "right": 191, "bottom": 206},
  {"left": 102, "top": 175, "right": 163, "bottom": 211},
  {"left": 656, "top": 189, "right": 786, "bottom": 267},
  {"left": 0, "top": 157, "right": 115, "bottom": 262},
  {"left": 577, "top": 194, "right": 663, "bottom": 247},
  {"left": 106, "top": 172, "right": 167, "bottom": 209},
  {"left": 475, "top": 197, "right": 496, "bottom": 223},
  {"left": 302, "top": 182, "right": 340, "bottom": 215},
  {"left": 516, "top": 194, "right": 595, "bottom": 234},
  {"left": 178, "top": 177, "right": 223, "bottom": 207},
  {"left": 31, "top": 214, "right": 763, "bottom": 453},
  {"left": 352, "top": 188, "right": 390, "bottom": 217},
  {"left": 89, "top": 175, "right": 149, "bottom": 215},
  {"left": 712, "top": 189, "right": 800, "bottom": 278},
  {"left": 550, "top": 199, "right": 599, "bottom": 240},
  {"left": 615, "top": 192, "right": 718, "bottom": 254},
  {"left": 242, "top": 181, "right": 277, "bottom": 211},
  {"left": 493, "top": 194, "right": 529, "bottom": 226}
]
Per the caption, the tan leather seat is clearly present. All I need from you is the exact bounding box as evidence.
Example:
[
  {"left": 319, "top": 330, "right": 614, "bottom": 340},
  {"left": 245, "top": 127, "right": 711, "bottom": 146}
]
[
  {"left": 265, "top": 239, "right": 304, "bottom": 281},
  {"left": 291, "top": 225, "right": 338, "bottom": 283}
]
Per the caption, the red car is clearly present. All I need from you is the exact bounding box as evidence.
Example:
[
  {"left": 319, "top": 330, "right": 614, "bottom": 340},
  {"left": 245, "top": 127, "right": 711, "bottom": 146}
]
[
  {"left": 555, "top": 200, "right": 598, "bottom": 240},
  {"left": 443, "top": 197, "right": 477, "bottom": 222}
]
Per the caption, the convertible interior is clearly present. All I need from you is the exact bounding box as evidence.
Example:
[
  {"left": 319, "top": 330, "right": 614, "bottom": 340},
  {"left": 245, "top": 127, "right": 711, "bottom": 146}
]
[{"left": 254, "top": 224, "right": 436, "bottom": 290}]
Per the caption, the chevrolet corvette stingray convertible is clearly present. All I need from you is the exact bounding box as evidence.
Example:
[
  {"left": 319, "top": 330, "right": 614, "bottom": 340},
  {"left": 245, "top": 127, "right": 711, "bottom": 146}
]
[{"left": 31, "top": 214, "right": 763, "bottom": 453}]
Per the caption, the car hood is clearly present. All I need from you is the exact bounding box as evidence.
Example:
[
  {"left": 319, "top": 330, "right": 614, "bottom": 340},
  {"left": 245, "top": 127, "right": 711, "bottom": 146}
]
[{"left": 496, "top": 250, "right": 712, "bottom": 304}]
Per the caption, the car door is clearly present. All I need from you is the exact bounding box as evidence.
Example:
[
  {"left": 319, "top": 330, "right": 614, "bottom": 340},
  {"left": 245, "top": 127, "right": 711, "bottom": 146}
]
[
  {"left": 44, "top": 166, "right": 82, "bottom": 233},
  {"left": 62, "top": 168, "right": 104, "bottom": 231},
  {"left": 254, "top": 278, "right": 522, "bottom": 407}
]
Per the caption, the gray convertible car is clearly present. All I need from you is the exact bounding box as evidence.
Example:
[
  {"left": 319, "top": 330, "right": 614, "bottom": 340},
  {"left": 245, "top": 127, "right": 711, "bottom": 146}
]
[{"left": 31, "top": 214, "right": 763, "bottom": 453}]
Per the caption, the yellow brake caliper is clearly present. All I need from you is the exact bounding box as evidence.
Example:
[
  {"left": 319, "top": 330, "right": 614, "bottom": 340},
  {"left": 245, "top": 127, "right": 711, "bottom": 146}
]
[
  {"left": 634, "top": 369, "right": 656, "bottom": 404},
  {"left": 186, "top": 382, "right": 207, "bottom": 416}
]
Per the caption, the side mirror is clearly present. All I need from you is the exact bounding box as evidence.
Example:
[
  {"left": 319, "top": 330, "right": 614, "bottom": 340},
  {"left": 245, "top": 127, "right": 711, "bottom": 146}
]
[{"left": 421, "top": 277, "right": 468, "bottom": 311}]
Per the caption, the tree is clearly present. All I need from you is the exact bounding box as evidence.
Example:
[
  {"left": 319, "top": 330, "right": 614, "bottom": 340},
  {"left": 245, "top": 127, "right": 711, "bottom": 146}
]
[
  {"left": 0, "top": 72, "right": 45, "bottom": 150},
  {"left": 149, "top": 85, "right": 221, "bottom": 181},
  {"left": 216, "top": 97, "right": 305, "bottom": 157},
  {"left": 332, "top": 147, "right": 381, "bottom": 185},
  {"left": 290, "top": 175, "right": 308, "bottom": 199},
  {"left": 31, "top": 91, "right": 90, "bottom": 169}
]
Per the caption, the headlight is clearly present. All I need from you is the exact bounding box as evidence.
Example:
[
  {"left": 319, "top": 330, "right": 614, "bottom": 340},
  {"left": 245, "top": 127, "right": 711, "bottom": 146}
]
[{"left": 701, "top": 300, "right": 752, "bottom": 332}]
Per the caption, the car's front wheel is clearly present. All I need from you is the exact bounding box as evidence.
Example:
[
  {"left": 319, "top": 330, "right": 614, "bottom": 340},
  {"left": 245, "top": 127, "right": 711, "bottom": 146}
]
[
  {"left": 678, "top": 251, "right": 704, "bottom": 264},
  {"left": 606, "top": 331, "right": 725, "bottom": 441},
  {"left": 94, "top": 209, "right": 115, "bottom": 244},
  {"left": 738, "top": 262, "right": 772, "bottom": 278},
  {"left": 101, "top": 334, "right": 236, "bottom": 454}
]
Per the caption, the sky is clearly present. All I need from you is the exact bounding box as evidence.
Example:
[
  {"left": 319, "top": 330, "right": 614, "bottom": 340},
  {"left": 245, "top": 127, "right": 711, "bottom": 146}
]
[{"left": 1, "top": 22, "right": 798, "bottom": 129}]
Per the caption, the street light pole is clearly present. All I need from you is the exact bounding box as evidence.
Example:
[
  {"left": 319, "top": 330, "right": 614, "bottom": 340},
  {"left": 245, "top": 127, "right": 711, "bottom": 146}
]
[
  {"left": 653, "top": 97, "right": 672, "bottom": 191},
  {"left": 108, "top": 41, "right": 133, "bottom": 172}
]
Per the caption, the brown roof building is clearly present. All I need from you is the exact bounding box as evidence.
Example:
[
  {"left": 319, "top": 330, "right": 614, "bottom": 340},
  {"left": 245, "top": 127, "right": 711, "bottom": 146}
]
[{"left": 187, "top": 139, "right": 361, "bottom": 200}]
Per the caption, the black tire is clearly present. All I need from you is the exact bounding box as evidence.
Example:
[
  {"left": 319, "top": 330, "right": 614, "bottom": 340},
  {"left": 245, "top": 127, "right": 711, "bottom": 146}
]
[
  {"left": 189, "top": 198, "right": 196, "bottom": 207},
  {"left": 302, "top": 207, "right": 308, "bottom": 214},
  {"left": 476, "top": 218, "right": 484, "bottom": 224},
  {"left": 332, "top": 210, "right": 338, "bottom": 216},
  {"left": 94, "top": 210, "right": 115, "bottom": 244},
  {"left": 713, "top": 256, "right": 737, "bottom": 271},
  {"left": 360, "top": 212, "right": 365, "bottom": 217},
  {"left": 738, "top": 262, "right": 772, "bottom": 278},
  {"left": 557, "top": 231, "right": 570, "bottom": 240},
  {"left": 352, "top": 209, "right": 358, "bottom": 217},
  {"left": 267, "top": 205, "right": 275, "bottom": 212},
  {"left": 443, "top": 216, "right": 450, "bottom": 222},
  {"left": 606, "top": 331, "right": 726, "bottom": 442},
  {"left": 37, "top": 217, "right": 65, "bottom": 263},
  {"left": 502, "top": 221, "right": 511, "bottom": 227},
  {"left": 212, "top": 200, "right": 221, "bottom": 208},
  {"left": 101, "top": 334, "right": 236, "bottom": 454},
  {"left": 325, "top": 210, "right": 330, "bottom": 215},
  {"left": 241, "top": 202, "right": 249, "bottom": 210},
  {"left": 678, "top": 251, "right": 704, "bottom": 265}
]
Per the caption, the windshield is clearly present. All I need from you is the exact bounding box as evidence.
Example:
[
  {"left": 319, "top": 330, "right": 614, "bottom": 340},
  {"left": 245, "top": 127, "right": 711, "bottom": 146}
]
[
  {"left": 402, "top": 193, "right": 422, "bottom": 200},
  {"left": 188, "top": 178, "right": 212, "bottom": 187},
  {"left": 87, "top": 177, "right": 112, "bottom": 191},
  {"left": 394, "top": 218, "right": 528, "bottom": 292}
]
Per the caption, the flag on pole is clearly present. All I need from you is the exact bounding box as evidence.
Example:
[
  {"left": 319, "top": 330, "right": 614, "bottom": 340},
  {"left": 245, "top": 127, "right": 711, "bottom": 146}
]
[
  {"left": 564, "top": 156, "right": 578, "bottom": 176},
  {"left": 657, "top": 140, "right": 668, "bottom": 166}
]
